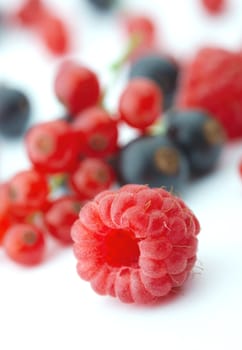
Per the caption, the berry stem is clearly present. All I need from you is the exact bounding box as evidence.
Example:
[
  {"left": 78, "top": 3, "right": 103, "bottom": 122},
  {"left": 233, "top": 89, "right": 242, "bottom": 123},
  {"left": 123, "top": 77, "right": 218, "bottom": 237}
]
[
  {"left": 49, "top": 173, "right": 68, "bottom": 193},
  {"left": 101, "top": 33, "right": 143, "bottom": 111},
  {"left": 110, "top": 33, "right": 143, "bottom": 72}
]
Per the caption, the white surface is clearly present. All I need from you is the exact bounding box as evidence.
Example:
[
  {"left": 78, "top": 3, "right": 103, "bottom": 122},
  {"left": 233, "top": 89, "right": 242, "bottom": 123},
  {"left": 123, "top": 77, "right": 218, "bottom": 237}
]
[{"left": 0, "top": 1, "right": 242, "bottom": 349}]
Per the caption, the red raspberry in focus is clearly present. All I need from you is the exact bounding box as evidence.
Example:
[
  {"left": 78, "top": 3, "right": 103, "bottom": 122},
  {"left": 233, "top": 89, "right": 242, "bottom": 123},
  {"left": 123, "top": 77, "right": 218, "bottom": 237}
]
[
  {"left": 45, "top": 196, "right": 85, "bottom": 244},
  {"left": 119, "top": 78, "right": 163, "bottom": 130},
  {"left": 3, "top": 224, "right": 45, "bottom": 266},
  {"left": 55, "top": 61, "right": 101, "bottom": 116},
  {"left": 72, "top": 107, "right": 119, "bottom": 159},
  {"left": 176, "top": 47, "right": 242, "bottom": 140},
  {"left": 69, "top": 158, "right": 115, "bottom": 200},
  {"left": 71, "top": 184, "right": 200, "bottom": 304},
  {"left": 201, "top": 0, "right": 225, "bottom": 14},
  {"left": 25, "top": 119, "right": 79, "bottom": 174},
  {"left": 8, "top": 169, "right": 49, "bottom": 217}
]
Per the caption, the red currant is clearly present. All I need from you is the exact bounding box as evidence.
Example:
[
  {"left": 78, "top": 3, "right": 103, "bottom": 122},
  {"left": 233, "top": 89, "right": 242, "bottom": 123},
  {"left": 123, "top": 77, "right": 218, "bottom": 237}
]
[
  {"left": 0, "top": 183, "right": 13, "bottom": 244},
  {"left": 125, "top": 14, "right": 156, "bottom": 47},
  {"left": 55, "top": 60, "right": 101, "bottom": 116},
  {"left": 119, "top": 78, "right": 163, "bottom": 130},
  {"left": 72, "top": 107, "right": 119, "bottom": 159},
  {"left": 201, "top": 0, "right": 225, "bottom": 14},
  {"left": 123, "top": 14, "right": 157, "bottom": 61},
  {"left": 8, "top": 169, "right": 49, "bottom": 217},
  {"left": 35, "top": 13, "right": 70, "bottom": 55},
  {"left": 25, "top": 119, "right": 79, "bottom": 174},
  {"left": 69, "top": 158, "right": 115, "bottom": 200},
  {"left": 13, "top": 0, "right": 46, "bottom": 27},
  {"left": 45, "top": 196, "right": 85, "bottom": 244},
  {"left": 3, "top": 224, "right": 45, "bottom": 266}
]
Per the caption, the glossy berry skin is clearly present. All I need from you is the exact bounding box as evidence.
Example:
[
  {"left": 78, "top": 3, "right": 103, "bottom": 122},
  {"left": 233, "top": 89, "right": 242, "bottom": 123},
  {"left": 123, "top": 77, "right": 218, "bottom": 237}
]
[
  {"left": 14, "top": 0, "right": 46, "bottom": 27},
  {"left": 35, "top": 14, "right": 70, "bottom": 55},
  {"left": 119, "top": 78, "right": 162, "bottom": 130},
  {"left": 70, "top": 158, "right": 115, "bottom": 200},
  {"left": 129, "top": 54, "right": 179, "bottom": 109},
  {"left": 45, "top": 196, "right": 85, "bottom": 244},
  {"left": 176, "top": 48, "right": 242, "bottom": 139},
  {"left": 117, "top": 135, "right": 189, "bottom": 193},
  {"left": 71, "top": 184, "right": 200, "bottom": 303},
  {"left": 8, "top": 169, "right": 49, "bottom": 217},
  {"left": 55, "top": 61, "right": 100, "bottom": 116},
  {"left": 164, "top": 109, "right": 226, "bottom": 176},
  {"left": 201, "top": 0, "right": 225, "bottom": 14},
  {"left": 25, "top": 119, "right": 79, "bottom": 174},
  {"left": 87, "top": 0, "right": 116, "bottom": 11},
  {"left": 0, "top": 183, "right": 12, "bottom": 244},
  {"left": 0, "top": 86, "right": 31, "bottom": 138},
  {"left": 124, "top": 15, "right": 157, "bottom": 61},
  {"left": 3, "top": 224, "right": 45, "bottom": 266},
  {"left": 72, "top": 107, "right": 119, "bottom": 159}
]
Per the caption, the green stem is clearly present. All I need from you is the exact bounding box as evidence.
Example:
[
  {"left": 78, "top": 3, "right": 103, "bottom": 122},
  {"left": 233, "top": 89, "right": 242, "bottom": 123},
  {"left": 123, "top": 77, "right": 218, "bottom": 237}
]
[
  {"left": 110, "top": 32, "right": 143, "bottom": 73},
  {"left": 49, "top": 173, "right": 68, "bottom": 193}
]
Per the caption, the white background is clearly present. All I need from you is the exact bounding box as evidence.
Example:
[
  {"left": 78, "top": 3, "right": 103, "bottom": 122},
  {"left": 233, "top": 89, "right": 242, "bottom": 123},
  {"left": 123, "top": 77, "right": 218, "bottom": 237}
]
[{"left": 0, "top": 0, "right": 242, "bottom": 349}]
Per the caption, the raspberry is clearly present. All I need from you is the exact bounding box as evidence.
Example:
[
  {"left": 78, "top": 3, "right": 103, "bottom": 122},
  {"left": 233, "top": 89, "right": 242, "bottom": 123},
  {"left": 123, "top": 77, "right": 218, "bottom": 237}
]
[
  {"left": 71, "top": 184, "right": 200, "bottom": 304},
  {"left": 176, "top": 47, "right": 242, "bottom": 140}
]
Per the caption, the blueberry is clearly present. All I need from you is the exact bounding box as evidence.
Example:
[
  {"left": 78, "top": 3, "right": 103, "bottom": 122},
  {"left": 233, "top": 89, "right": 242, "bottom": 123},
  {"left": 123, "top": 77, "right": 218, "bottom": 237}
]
[
  {"left": 0, "top": 86, "right": 31, "bottom": 138},
  {"left": 164, "top": 109, "right": 226, "bottom": 176},
  {"left": 87, "top": 0, "right": 116, "bottom": 11},
  {"left": 129, "top": 54, "right": 179, "bottom": 109},
  {"left": 117, "top": 134, "right": 189, "bottom": 193}
]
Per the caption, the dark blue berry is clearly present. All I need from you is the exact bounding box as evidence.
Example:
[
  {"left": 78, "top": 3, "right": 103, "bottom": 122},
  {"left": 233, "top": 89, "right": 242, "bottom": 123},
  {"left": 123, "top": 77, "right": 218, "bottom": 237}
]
[
  {"left": 0, "top": 86, "right": 31, "bottom": 138},
  {"left": 129, "top": 54, "right": 179, "bottom": 109},
  {"left": 164, "top": 109, "right": 226, "bottom": 176},
  {"left": 117, "top": 134, "right": 189, "bottom": 193},
  {"left": 87, "top": 0, "right": 116, "bottom": 11}
]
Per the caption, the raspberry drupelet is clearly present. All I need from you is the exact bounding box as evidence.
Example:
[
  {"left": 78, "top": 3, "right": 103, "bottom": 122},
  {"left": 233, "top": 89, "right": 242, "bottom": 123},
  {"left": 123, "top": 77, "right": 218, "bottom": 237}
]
[{"left": 71, "top": 184, "right": 200, "bottom": 304}]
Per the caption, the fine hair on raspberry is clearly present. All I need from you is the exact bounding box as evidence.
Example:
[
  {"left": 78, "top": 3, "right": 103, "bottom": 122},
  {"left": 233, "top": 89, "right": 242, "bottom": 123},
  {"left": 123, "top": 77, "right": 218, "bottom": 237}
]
[{"left": 71, "top": 184, "right": 200, "bottom": 304}]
